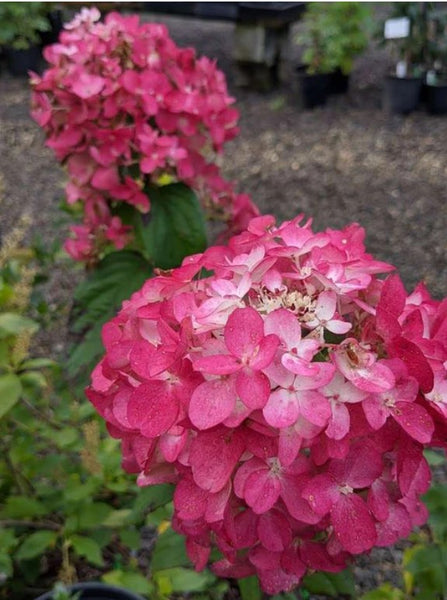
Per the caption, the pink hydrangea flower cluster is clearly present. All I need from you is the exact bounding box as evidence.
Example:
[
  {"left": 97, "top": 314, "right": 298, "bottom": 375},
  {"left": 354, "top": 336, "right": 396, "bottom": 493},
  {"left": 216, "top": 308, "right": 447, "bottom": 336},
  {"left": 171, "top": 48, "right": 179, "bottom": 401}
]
[
  {"left": 30, "top": 8, "right": 258, "bottom": 263},
  {"left": 87, "top": 214, "right": 447, "bottom": 594}
]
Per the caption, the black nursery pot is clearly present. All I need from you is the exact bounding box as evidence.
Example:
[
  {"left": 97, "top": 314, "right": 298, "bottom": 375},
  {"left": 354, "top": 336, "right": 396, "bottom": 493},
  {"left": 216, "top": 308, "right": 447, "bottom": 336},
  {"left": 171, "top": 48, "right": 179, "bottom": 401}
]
[
  {"left": 6, "top": 45, "right": 41, "bottom": 76},
  {"left": 298, "top": 72, "right": 331, "bottom": 109},
  {"left": 329, "top": 68, "right": 349, "bottom": 95},
  {"left": 34, "top": 582, "right": 146, "bottom": 600},
  {"left": 426, "top": 83, "right": 447, "bottom": 115},
  {"left": 383, "top": 75, "right": 423, "bottom": 115}
]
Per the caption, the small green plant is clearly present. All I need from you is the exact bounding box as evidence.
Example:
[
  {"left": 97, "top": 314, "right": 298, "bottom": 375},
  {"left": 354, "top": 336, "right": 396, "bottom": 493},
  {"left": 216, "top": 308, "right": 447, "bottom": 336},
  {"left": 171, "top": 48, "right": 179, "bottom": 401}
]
[
  {"left": 383, "top": 3, "right": 435, "bottom": 77},
  {"left": 0, "top": 2, "right": 50, "bottom": 50},
  {"left": 0, "top": 211, "right": 221, "bottom": 599},
  {"left": 51, "top": 583, "right": 81, "bottom": 600},
  {"left": 296, "top": 2, "right": 371, "bottom": 74}
]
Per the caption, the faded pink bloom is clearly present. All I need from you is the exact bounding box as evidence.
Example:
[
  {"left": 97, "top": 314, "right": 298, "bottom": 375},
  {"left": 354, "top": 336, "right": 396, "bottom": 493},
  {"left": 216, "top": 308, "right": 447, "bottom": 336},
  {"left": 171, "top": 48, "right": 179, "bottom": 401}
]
[{"left": 31, "top": 10, "right": 254, "bottom": 263}]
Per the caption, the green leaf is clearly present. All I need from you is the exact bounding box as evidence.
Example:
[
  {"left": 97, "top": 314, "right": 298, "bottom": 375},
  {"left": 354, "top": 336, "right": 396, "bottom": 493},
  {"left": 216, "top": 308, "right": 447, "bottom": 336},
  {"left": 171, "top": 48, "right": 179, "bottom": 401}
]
[
  {"left": 15, "top": 530, "right": 58, "bottom": 561},
  {"left": 102, "top": 570, "right": 153, "bottom": 595},
  {"left": 19, "top": 371, "right": 47, "bottom": 390},
  {"left": 50, "top": 427, "right": 80, "bottom": 449},
  {"left": 146, "top": 183, "right": 207, "bottom": 269},
  {"left": 70, "top": 535, "right": 104, "bottom": 567},
  {"left": 78, "top": 502, "right": 113, "bottom": 530},
  {"left": 423, "top": 449, "right": 445, "bottom": 466},
  {"left": 132, "top": 484, "right": 173, "bottom": 519},
  {"left": 0, "top": 373, "right": 22, "bottom": 418},
  {"left": 20, "top": 358, "right": 56, "bottom": 370},
  {"left": 120, "top": 529, "right": 140, "bottom": 550},
  {"left": 360, "top": 584, "right": 406, "bottom": 600},
  {"left": 0, "top": 528, "right": 18, "bottom": 552},
  {"left": 67, "top": 250, "right": 151, "bottom": 375},
  {"left": 0, "top": 553, "right": 13, "bottom": 579},
  {"left": 303, "top": 569, "right": 356, "bottom": 597},
  {"left": 0, "top": 496, "right": 46, "bottom": 519},
  {"left": 101, "top": 509, "right": 132, "bottom": 528},
  {"left": 151, "top": 528, "right": 189, "bottom": 571},
  {"left": 0, "top": 313, "right": 38, "bottom": 338},
  {"left": 154, "top": 567, "right": 215, "bottom": 593},
  {"left": 238, "top": 576, "right": 262, "bottom": 600}
]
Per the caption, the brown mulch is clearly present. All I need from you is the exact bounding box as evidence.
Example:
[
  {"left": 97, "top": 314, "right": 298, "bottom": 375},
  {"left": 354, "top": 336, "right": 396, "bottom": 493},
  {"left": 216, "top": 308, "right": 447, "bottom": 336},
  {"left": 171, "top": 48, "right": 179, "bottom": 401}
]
[{"left": 0, "top": 8, "right": 446, "bottom": 599}]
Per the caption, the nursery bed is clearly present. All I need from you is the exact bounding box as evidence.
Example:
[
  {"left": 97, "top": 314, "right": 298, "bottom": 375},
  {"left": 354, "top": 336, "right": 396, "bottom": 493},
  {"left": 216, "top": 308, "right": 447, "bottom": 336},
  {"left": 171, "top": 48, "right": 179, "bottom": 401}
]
[{"left": 0, "top": 10, "right": 446, "bottom": 599}]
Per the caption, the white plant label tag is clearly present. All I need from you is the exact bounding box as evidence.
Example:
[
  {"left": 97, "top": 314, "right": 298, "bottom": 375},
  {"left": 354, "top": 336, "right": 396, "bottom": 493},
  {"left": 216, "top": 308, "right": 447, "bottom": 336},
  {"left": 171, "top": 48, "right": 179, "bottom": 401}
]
[
  {"left": 396, "top": 61, "right": 407, "bottom": 78},
  {"left": 384, "top": 17, "right": 410, "bottom": 39}
]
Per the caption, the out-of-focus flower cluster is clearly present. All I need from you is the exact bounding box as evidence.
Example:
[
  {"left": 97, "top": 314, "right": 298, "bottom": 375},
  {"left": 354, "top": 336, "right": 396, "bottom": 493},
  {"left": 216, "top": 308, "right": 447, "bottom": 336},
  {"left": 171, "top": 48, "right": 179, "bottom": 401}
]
[
  {"left": 87, "top": 214, "right": 447, "bottom": 594},
  {"left": 30, "top": 8, "right": 258, "bottom": 263}
]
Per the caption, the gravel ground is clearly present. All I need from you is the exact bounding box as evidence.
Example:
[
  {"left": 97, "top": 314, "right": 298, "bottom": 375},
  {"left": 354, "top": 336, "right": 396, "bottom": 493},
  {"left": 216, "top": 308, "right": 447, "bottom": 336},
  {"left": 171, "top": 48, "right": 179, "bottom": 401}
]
[{"left": 0, "top": 7, "right": 446, "bottom": 598}]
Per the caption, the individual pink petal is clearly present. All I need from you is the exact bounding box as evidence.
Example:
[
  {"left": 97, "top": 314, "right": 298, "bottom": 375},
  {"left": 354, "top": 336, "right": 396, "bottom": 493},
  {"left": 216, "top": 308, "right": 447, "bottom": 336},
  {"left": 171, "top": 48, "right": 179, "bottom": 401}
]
[
  {"left": 189, "top": 377, "right": 236, "bottom": 430},
  {"left": 331, "top": 494, "right": 377, "bottom": 554},
  {"left": 325, "top": 402, "right": 350, "bottom": 440},
  {"left": 234, "top": 458, "right": 266, "bottom": 499},
  {"left": 302, "top": 474, "right": 339, "bottom": 516},
  {"left": 127, "top": 381, "right": 178, "bottom": 438},
  {"left": 186, "top": 539, "right": 210, "bottom": 572},
  {"left": 326, "top": 319, "right": 352, "bottom": 334},
  {"left": 159, "top": 429, "right": 187, "bottom": 463},
  {"left": 376, "top": 503, "right": 412, "bottom": 546},
  {"left": 280, "top": 547, "right": 307, "bottom": 579},
  {"left": 190, "top": 427, "right": 245, "bottom": 493},
  {"left": 281, "top": 474, "right": 322, "bottom": 524},
  {"left": 337, "top": 442, "right": 383, "bottom": 488},
  {"left": 376, "top": 274, "right": 406, "bottom": 342},
  {"left": 244, "top": 469, "right": 281, "bottom": 514},
  {"left": 205, "top": 481, "right": 232, "bottom": 523},
  {"left": 223, "top": 397, "right": 252, "bottom": 427},
  {"left": 258, "top": 510, "right": 292, "bottom": 552},
  {"left": 278, "top": 426, "right": 302, "bottom": 466},
  {"left": 249, "top": 546, "right": 281, "bottom": 571},
  {"left": 71, "top": 72, "right": 106, "bottom": 98},
  {"left": 90, "top": 166, "right": 120, "bottom": 190},
  {"left": 388, "top": 337, "right": 434, "bottom": 393},
  {"left": 264, "top": 308, "right": 301, "bottom": 349},
  {"left": 362, "top": 395, "right": 389, "bottom": 430},
  {"left": 224, "top": 505, "right": 259, "bottom": 550},
  {"left": 336, "top": 356, "right": 396, "bottom": 393},
  {"left": 174, "top": 477, "right": 207, "bottom": 520},
  {"left": 298, "top": 390, "right": 331, "bottom": 426},
  {"left": 194, "top": 353, "right": 241, "bottom": 375},
  {"left": 315, "top": 290, "right": 336, "bottom": 321},
  {"left": 249, "top": 333, "right": 279, "bottom": 370},
  {"left": 224, "top": 307, "right": 264, "bottom": 358},
  {"left": 258, "top": 566, "right": 302, "bottom": 596},
  {"left": 263, "top": 389, "right": 299, "bottom": 428},
  {"left": 236, "top": 369, "right": 270, "bottom": 409},
  {"left": 282, "top": 353, "right": 320, "bottom": 376},
  {"left": 392, "top": 401, "right": 434, "bottom": 444},
  {"left": 367, "top": 479, "right": 390, "bottom": 522},
  {"left": 291, "top": 363, "right": 335, "bottom": 390}
]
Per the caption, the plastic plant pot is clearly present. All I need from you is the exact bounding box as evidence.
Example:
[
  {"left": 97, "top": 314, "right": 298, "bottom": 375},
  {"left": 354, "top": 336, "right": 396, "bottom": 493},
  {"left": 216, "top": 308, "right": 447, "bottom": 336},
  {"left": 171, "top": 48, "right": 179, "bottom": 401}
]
[
  {"left": 383, "top": 75, "right": 423, "bottom": 115},
  {"left": 298, "top": 72, "right": 331, "bottom": 109},
  {"left": 6, "top": 45, "right": 41, "bottom": 76},
  {"left": 329, "top": 68, "right": 350, "bottom": 95},
  {"left": 34, "top": 582, "right": 146, "bottom": 600},
  {"left": 426, "top": 83, "right": 447, "bottom": 114}
]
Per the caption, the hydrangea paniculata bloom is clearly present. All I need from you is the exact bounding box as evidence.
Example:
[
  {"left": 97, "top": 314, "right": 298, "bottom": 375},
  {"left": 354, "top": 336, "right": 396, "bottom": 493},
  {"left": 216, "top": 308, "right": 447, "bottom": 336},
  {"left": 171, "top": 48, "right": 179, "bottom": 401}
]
[
  {"left": 87, "top": 214, "right": 447, "bottom": 594},
  {"left": 30, "top": 8, "right": 258, "bottom": 263}
]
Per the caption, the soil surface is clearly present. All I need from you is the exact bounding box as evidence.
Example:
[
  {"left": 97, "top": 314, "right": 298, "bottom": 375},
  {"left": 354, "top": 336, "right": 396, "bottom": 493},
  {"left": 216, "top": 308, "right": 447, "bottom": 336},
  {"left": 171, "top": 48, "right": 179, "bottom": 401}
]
[{"left": 1, "top": 7, "right": 446, "bottom": 599}]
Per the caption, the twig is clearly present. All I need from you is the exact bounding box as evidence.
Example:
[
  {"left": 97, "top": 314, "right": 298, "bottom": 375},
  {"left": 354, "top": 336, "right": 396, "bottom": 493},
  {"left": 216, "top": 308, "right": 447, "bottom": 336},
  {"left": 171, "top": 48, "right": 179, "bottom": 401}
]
[
  {"left": 21, "top": 396, "right": 64, "bottom": 430},
  {"left": 0, "top": 519, "right": 61, "bottom": 531}
]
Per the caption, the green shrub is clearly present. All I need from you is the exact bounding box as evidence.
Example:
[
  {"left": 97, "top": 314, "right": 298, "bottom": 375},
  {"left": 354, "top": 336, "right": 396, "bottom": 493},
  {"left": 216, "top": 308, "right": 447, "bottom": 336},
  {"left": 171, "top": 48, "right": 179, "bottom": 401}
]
[{"left": 0, "top": 2, "right": 50, "bottom": 50}]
